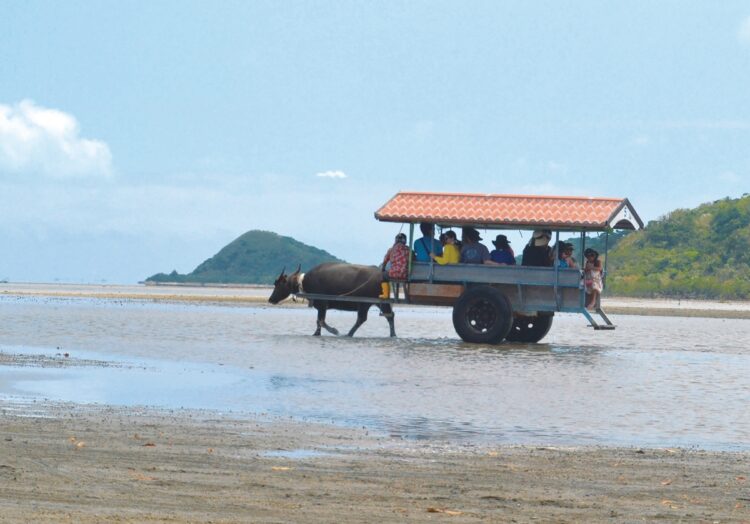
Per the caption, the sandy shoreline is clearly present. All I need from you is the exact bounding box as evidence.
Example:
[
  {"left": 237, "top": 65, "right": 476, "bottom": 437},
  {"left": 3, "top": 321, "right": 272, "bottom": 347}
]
[
  {"left": 3, "top": 282, "right": 750, "bottom": 318},
  {"left": 1, "top": 403, "right": 748, "bottom": 523}
]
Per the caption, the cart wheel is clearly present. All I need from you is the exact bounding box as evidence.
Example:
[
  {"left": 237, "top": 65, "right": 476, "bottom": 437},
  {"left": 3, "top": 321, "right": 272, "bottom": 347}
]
[
  {"left": 452, "top": 286, "right": 513, "bottom": 344},
  {"left": 505, "top": 313, "right": 554, "bottom": 343}
]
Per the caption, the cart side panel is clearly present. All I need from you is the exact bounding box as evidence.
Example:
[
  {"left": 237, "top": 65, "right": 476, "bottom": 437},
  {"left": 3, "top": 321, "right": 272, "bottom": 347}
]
[
  {"left": 407, "top": 263, "right": 583, "bottom": 311},
  {"left": 406, "top": 283, "right": 464, "bottom": 306},
  {"left": 409, "top": 262, "right": 581, "bottom": 287},
  {"left": 405, "top": 282, "right": 582, "bottom": 311}
]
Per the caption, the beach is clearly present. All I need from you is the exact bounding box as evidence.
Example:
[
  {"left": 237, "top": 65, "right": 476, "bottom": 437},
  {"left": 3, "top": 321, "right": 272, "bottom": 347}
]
[
  {"left": 1, "top": 283, "right": 749, "bottom": 522},
  {"left": 2, "top": 404, "right": 749, "bottom": 523}
]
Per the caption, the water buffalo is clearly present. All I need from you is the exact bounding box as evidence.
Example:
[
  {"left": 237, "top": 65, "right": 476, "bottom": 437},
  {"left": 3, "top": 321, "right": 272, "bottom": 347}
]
[{"left": 268, "top": 262, "right": 396, "bottom": 337}]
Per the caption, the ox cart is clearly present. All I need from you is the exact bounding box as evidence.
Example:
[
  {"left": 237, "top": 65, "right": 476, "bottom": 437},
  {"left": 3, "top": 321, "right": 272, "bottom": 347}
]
[{"left": 297, "top": 191, "right": 643, "bottom": 344}]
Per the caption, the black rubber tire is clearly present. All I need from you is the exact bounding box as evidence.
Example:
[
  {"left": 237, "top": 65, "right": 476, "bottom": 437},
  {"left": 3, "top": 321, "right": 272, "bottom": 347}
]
[
  {"left": 505, "top": 313, "right": 554, "bottom": 343},
  {"left": 452, "top": 286, "right": 513, "bottom": 344}
]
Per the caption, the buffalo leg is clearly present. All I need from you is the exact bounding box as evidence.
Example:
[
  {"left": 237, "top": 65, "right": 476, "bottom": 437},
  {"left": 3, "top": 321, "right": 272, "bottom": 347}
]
[
  {"left": 314, "top": 304, "right": 339, "bottom": 336},
  {"left": 379, "top": 304, "right": 396, "bottom": 337},
  {"left": 313, "top": 309, "right": 322, "bottom": 336},
  {"left": 347, "top": 304, "right": 370, "bottom": 337}
]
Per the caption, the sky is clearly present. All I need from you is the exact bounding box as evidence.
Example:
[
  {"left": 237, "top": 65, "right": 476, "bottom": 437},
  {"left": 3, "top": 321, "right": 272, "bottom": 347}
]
[{"left": 1, "top": 1, "right": 749, "bottom": 283}]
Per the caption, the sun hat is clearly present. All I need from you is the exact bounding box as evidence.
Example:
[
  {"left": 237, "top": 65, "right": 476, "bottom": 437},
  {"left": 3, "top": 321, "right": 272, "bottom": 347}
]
[
  {"left": 531, "top": 229, "right": 550, "bottom": 247},
  {"left": 492, "top": 234, "right": 511, "bottom": 248},
  {"left": 462, "top": 227, "right": 482, "bottom": 241}
]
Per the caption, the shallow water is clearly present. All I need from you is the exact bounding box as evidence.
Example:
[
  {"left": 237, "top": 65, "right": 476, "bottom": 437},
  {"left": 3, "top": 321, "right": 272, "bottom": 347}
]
[{"left": 1, "top": 295, "right": 749, "bottom": 450}]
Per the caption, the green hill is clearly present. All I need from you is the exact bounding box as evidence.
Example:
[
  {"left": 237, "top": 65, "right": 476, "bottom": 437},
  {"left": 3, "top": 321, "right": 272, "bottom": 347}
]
[
  {"left": 146, "top": 230, "right": 345, "bottom": 285},
  {"left": 561, "top": 230, "right": 631, "bottom": 257},
  {"left": 605, "top": 194, "right": 750, "bottom": 299}
]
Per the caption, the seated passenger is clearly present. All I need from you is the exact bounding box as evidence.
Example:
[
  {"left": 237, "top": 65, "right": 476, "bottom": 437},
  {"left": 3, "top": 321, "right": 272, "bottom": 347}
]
[
  {"left": 430, "top": 230, "right": 460, "bottom": 265},
  {"left": 414, "top": 222, "right": 443, "bottom": 262},
  {"left": 521, "top": 230, "right": 553, "bottom": 267},
  {"left": 557, "top": 242, "right": 577, "bottom": 269},
  {"left": 490, "top": 234, "right": 516, "bottom": 265},
  {"left": 460, "top": 227, "right": 499, "bottom": 265}
]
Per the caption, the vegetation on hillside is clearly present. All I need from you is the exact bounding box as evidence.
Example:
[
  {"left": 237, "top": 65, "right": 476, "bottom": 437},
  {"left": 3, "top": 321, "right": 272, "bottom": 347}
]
[
  {"left": 146, "top": 230, "right": 344, "bottom": 285},
  {"left": 605, "top": 195, "right": 750, "bottom": 299},
  {"left": 561, "top": 230, "right": 631, "bottom": 259}
]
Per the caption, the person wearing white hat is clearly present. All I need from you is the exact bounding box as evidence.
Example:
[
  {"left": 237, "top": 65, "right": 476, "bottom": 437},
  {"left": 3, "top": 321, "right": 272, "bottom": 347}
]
[{"left": 521, "top": 230, "right": 554, "bottom": 267}]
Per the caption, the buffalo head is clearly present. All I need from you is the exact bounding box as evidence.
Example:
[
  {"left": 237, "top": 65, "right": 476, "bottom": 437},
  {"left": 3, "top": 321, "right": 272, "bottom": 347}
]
[{"left": 268, "top": 265, "right": 301, "bottom": 304}]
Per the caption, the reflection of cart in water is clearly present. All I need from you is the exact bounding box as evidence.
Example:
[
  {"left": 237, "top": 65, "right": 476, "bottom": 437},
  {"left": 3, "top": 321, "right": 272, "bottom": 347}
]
[
  {"left": 377, "top": 192, "right": 643, "bottom": 344},
  {"left": 300, "top": 191, "right": 642, "bottom": 344}
]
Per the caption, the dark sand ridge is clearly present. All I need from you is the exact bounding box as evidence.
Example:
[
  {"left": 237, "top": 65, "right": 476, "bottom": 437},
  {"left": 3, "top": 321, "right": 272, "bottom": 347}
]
[{"left": 1, "top": 404, "right": 748, "bottom": 523}]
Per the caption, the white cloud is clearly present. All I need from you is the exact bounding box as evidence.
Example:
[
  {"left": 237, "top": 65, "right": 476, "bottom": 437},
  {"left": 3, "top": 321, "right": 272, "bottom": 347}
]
[
  {"left": 0, "top": 99, "right": 112, "bottom": 178},
  {"left": 0, "top": 169, "right": 376, "bottom": 239},
  {"left": 316, "top": 170, "right": 347, "bottom": 179},
  {"left": 739, "top": 16, "right": 750, "bottom": 45},
  {"left": 631, "top": 134, "right": 650, "bottom": 146}
]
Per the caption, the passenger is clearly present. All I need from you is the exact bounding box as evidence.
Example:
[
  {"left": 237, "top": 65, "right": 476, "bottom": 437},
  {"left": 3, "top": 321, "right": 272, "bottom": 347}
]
[
  {"left": 430, "top": 230, "right": 460, "bottom": 265},
  {"left": 521, "top": 230, "right": 553, "bottom": 267},
  {"left": 583, "top": 248, "right": 603, "bottom": 309},
  {"left": 413, "top": 223, "right": 443, "bottom": 262},
  {"left": 379, "top": 232, "right": 411, "bottom": 298},
  {"left": 459, "top": 227, "right": 499, "bottom": 265},
  {"left": 490, "top": 234, "right": 516, "bottom": 265},
  {"left": 555, "top": 242, "right": 577, "bottom": 269}
]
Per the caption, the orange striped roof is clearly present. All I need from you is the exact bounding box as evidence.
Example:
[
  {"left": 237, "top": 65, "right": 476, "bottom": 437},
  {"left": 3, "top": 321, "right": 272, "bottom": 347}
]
[{"left": 375, "top": 192, "right": 643, "bottom": 230}]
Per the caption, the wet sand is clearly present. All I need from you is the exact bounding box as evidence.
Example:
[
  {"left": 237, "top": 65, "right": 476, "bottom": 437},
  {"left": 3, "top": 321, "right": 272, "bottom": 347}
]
[
  {"left": 2, "top": 283, "right": 749, "bottom": 522},
  {"left": 2, "top": 403, "right": 749, "bottom": 523},
  {"left": 0, "top": 282, "right": 272, "bottom": 304},
  {"left": 4, "top": 282, "right": 750, "bottom": 318},
  {"left": 604, "top": 297, "right": 750, "bottom": 320}
]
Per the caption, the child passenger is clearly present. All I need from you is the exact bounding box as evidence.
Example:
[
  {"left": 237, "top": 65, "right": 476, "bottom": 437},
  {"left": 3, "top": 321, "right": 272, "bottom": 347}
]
[
  {"left": 380, "top": 232, "right": 411, "bottom": 298},
  {"left": 584, "top": 248, "right": 603, "bottom": 309},
  {"left": 430, "top": 230, "right": 460, "bottom": 265},
  {"left": 556, "top": 242, "right": 577, "bottom": 269}
]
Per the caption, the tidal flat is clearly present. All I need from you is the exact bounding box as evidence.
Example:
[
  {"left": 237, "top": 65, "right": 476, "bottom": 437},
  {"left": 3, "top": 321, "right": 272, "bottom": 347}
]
[{"left": 0, "top": 284, "right": 748, "bottom": 522}]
